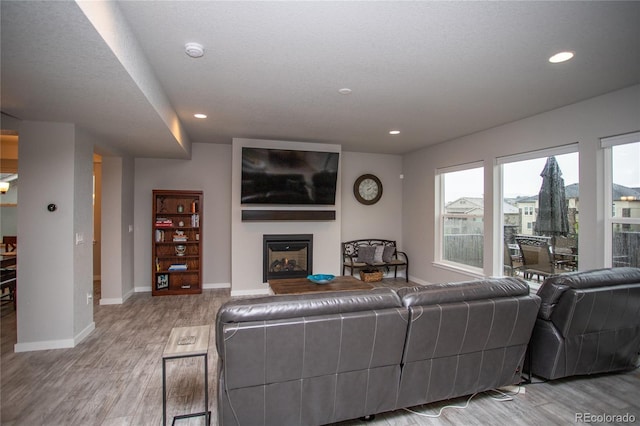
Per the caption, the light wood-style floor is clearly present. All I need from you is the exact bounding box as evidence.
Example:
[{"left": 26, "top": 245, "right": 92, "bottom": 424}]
[{"left": 1, "top": 279, "right": 639, "bottom": 425}]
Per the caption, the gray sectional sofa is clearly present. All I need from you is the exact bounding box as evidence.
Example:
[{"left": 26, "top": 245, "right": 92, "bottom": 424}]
[{"left": 216, "top": 276, "right": 540, "bottom": 425}]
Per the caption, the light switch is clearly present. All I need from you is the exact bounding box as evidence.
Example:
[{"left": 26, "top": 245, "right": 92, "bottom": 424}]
[{"left": 75, "top": 232, "right": 84, "bottom": 245}]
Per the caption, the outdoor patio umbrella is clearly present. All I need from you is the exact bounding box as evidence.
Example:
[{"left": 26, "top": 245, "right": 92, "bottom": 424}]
[{"left": 534, "top": 156, "right": 570, "bottom": 242}]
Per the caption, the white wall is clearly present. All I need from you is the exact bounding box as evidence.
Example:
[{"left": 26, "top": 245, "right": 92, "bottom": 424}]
[
  {"left": 73, "top": 129, "right": 96, "bottom": 338},
  {"left": 16, "top": 121, "right": 94, "bottom": 351},
  {"left": 341, "top": 151, "right": 403, "bottom": 245},
  {"left": 100, "top": 155, "right": 136, "bottom": 304},
  {"left": 134, "top": 143, "right": 232, "bottom": 290},
  {"left": 402, "top": 84, "right": 640, "bottom": 285},
  {"left": 101, "top": 157, "right": 124, "bottom": 302},
  {"left": 133, "top": 142, "right": 404, "bottom": 295},
  {"left": 231, "top": 138, "right": 342, "bottom": 295}
]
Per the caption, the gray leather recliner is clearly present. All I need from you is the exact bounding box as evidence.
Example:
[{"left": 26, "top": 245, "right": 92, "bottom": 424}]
[
  {"left": 216, "top": 288, "right": 408, "bottom": 426},
  {"left": 528, "top": 267, "right": 640, "bottom": 380},
  {"left": 395, "top": 277, "right": 540, "bottom": 408}
]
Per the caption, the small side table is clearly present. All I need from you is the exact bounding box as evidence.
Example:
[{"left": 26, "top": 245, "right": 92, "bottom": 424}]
[{"left": 162, "top": 325, "right": 211, "bottom": 426}]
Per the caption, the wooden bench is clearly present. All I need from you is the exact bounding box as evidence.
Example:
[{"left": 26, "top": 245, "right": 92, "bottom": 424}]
[{"left": 342, "top": 239, "right": 409, "bottom": 282}]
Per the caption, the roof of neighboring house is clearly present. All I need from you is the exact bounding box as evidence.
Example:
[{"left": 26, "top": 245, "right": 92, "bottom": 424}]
[{"left": 565, "top": 183, "right": 640, "bottom": 200}]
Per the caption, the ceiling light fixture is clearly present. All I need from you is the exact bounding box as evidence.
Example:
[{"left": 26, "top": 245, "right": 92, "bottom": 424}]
[
  {"left": 389, "top": 130, "right": 400, "bottom": 135},
  {"left": 549, "top": 51, "right": 574, "bottom": 63},
  {"left": 194, "top": 113, "right": 207, "bottom": 119},
  {"left": 185, "top": 42, "right": 205, "bottom": 58},
  {"left": 338, "top": 88, "right": 352, "bottom": 95}
]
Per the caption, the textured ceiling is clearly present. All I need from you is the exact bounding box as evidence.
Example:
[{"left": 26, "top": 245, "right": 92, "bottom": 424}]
[{"left": 2, "top": 1, "right": 639, "bottom": 158}]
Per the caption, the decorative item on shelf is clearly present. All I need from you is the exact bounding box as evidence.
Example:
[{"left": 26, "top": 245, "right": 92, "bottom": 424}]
[
  {"left": 173, "top": 230, "right": 187, "bottom": 242},
  {"left": 359, "top": 268, "right": 383, "bottom": 282},
  {"left": 191, "top": 214, "right": 200, "bottom": 227},
  {"left": 307, "top": 274, "right": 335, "bottom": 284},
  {"left": 156, "top": 273, "right": 170, "bottom": 290},
  {"left": 156, "top": 218, "right": 173, "bottom": 228},
  {"left": 155, "top": 229, "right": 165, "bottom": 242},
  {"left": 191, "top": 199, "right": 198, "bottom": 213},
  {"left": 178, "top": 220, "right": 185, "bottom": 227},
  {"left": 168, "top": 263, "right": 188, "bottom": 271},
  {"left": 175, "top": 245, "right": 186, "bottom": 256},
  {"left": 177, "top": 204, "right": 184, "bottom": 213}
]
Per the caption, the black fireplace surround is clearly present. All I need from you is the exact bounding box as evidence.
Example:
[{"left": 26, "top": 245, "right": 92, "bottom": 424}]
[{"left": 263, "top": 234, "right": 313, "bottom": 282}]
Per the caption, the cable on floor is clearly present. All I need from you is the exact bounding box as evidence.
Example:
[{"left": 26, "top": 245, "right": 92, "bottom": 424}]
[{"left": 402, "top": 386, "right": 520, "bottom": 419}]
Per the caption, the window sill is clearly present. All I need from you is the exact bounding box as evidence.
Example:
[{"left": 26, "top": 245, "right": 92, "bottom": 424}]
[{"left": 432, "top": 261, "right": 485, "bottom": 279}]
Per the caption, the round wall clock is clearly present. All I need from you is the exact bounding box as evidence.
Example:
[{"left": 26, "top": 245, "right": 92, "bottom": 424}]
[{"left": 354, "top": 174, "right": 383, "bottom": 205}]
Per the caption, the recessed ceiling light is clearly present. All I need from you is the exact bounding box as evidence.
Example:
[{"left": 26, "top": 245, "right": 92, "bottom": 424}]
[
  {"left": 389, "top": 130, "right": 400, "bottom": 135},
  {"left": 194, "top": 113, "right": 207, "bottom": 119},
  {"left": 549, "top": 51, "right": 574, "bottom": 63},
  {"left": 338, "top": 88, "right": 352, "bottom": 95}
]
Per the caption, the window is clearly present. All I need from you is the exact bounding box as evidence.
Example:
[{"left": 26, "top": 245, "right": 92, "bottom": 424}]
[
  {"left": 498, "top": 145, "right": 579, "bottom": 277},
  {"left": 602, "top": 132, "right": 640, "bottom": 268},
  {"left": 436, "top": 163, "right": 484, "bottom": 271}
]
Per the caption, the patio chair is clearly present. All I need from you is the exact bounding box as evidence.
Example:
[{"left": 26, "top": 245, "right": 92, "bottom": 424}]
[
  {"left": 553, "top": 235, "right": 578, "bottom": 270},
  {"left": 515, "top": 235, "right": 562, "bottom": 281},
  {"left": 503, "top": 242, "right": 523, "bottom": 276}
]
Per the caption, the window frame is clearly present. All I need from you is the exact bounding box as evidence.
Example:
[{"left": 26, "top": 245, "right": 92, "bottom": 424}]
[
  {"left": 601, "top": 131, "right": 640, "bottom": 267},
  {"left": 495, "top": 143, "right": 579, "bottom": 276},
  {"left": 434, "top": 161, "right": 485, "bottom": 275}
]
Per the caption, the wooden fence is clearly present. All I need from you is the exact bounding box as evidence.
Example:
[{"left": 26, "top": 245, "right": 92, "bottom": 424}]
[{"left": 443, "top": 234, "right": 483, "bottom": 268}]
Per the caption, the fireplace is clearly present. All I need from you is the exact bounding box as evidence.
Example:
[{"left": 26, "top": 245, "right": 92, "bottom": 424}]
[{"left": 263, "top": 234, "right": 313, "bottom": 282}]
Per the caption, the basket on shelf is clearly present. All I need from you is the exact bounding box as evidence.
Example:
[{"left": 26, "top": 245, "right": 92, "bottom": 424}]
[{"left": 360, "top": 268, "right": 383, "bottom": 283}]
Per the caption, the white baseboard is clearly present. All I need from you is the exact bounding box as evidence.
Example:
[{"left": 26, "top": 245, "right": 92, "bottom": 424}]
[
  {"left": 135, "top": 286, "right": 152, "bottom": 293},
  {"left": 408, "top": 275, "right": 431, "bottom": 286},
  {"left": 75, "top": 322, "right": 95, "bottom": 345},
  {"left": 230, "top": 288, "right": 272, "bottom": 297},
  {"left": 100, "top": 297, "right": 123, "bottom": 305},
  {"left": 204, "top": 282, "right": 231, "bottom": 290},
  {"left": 15, "top": 322, "right": 95, "bottom": 353},
  {"left": 99, "top": 288, "right": 134, "bottom": 305}
]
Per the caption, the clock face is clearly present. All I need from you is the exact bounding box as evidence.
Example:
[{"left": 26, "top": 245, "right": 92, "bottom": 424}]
[
  {"left": 354, "top": 174, "right": 383, "bottom": 205},
  {"left": 359, "top": 179, "right": 379, "bottom": 200}
]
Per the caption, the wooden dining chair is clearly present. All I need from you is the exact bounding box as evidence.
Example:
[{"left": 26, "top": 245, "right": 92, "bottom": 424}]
[{"left": 2, "top": 236, "right": 16, "bottom": 253}]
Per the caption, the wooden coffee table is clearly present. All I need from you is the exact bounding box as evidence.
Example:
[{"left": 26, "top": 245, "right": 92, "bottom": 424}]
[{"left": 269, "top": 275, "right": 373, "bottom": 295}]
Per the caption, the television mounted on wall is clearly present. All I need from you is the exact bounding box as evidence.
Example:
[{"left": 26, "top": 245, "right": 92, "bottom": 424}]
[{"left": 241, "top": 147, "right": 339, "bottom": 205}]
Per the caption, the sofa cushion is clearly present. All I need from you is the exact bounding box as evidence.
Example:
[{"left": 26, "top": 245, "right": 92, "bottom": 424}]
[
  {"left": 397, "top": 277, "right": 530, "bottom": 307},
  {"left": 374, "top": 245, "right": 385, "bottom": 263},
  {"left": 537, "top": 267, "right": 640, "bottom": 320},
  {"left": 356, "top": 246, "right": 375, "bottom": 263},
  {"left": 382, "top": 245, "right": 395, "bottom": 263}
]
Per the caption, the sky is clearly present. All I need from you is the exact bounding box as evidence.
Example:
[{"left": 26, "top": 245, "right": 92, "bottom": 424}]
[{"left": 443, "top": 143, "right": 640, "bottom": 203}]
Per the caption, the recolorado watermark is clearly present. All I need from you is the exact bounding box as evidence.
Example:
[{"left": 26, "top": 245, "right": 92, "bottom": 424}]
[{"left": 575, "top": 412, "right": 636, "bottom": 423}]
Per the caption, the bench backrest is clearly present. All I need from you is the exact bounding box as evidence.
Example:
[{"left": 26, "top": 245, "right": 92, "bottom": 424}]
[{"left": 342, "top": 239, "right": 397, "bottom": 257}]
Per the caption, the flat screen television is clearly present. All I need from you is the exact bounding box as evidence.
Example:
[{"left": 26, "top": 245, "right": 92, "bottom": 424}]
[{"left": 241, "top": 147, "right": 340, "bottom": 205}]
